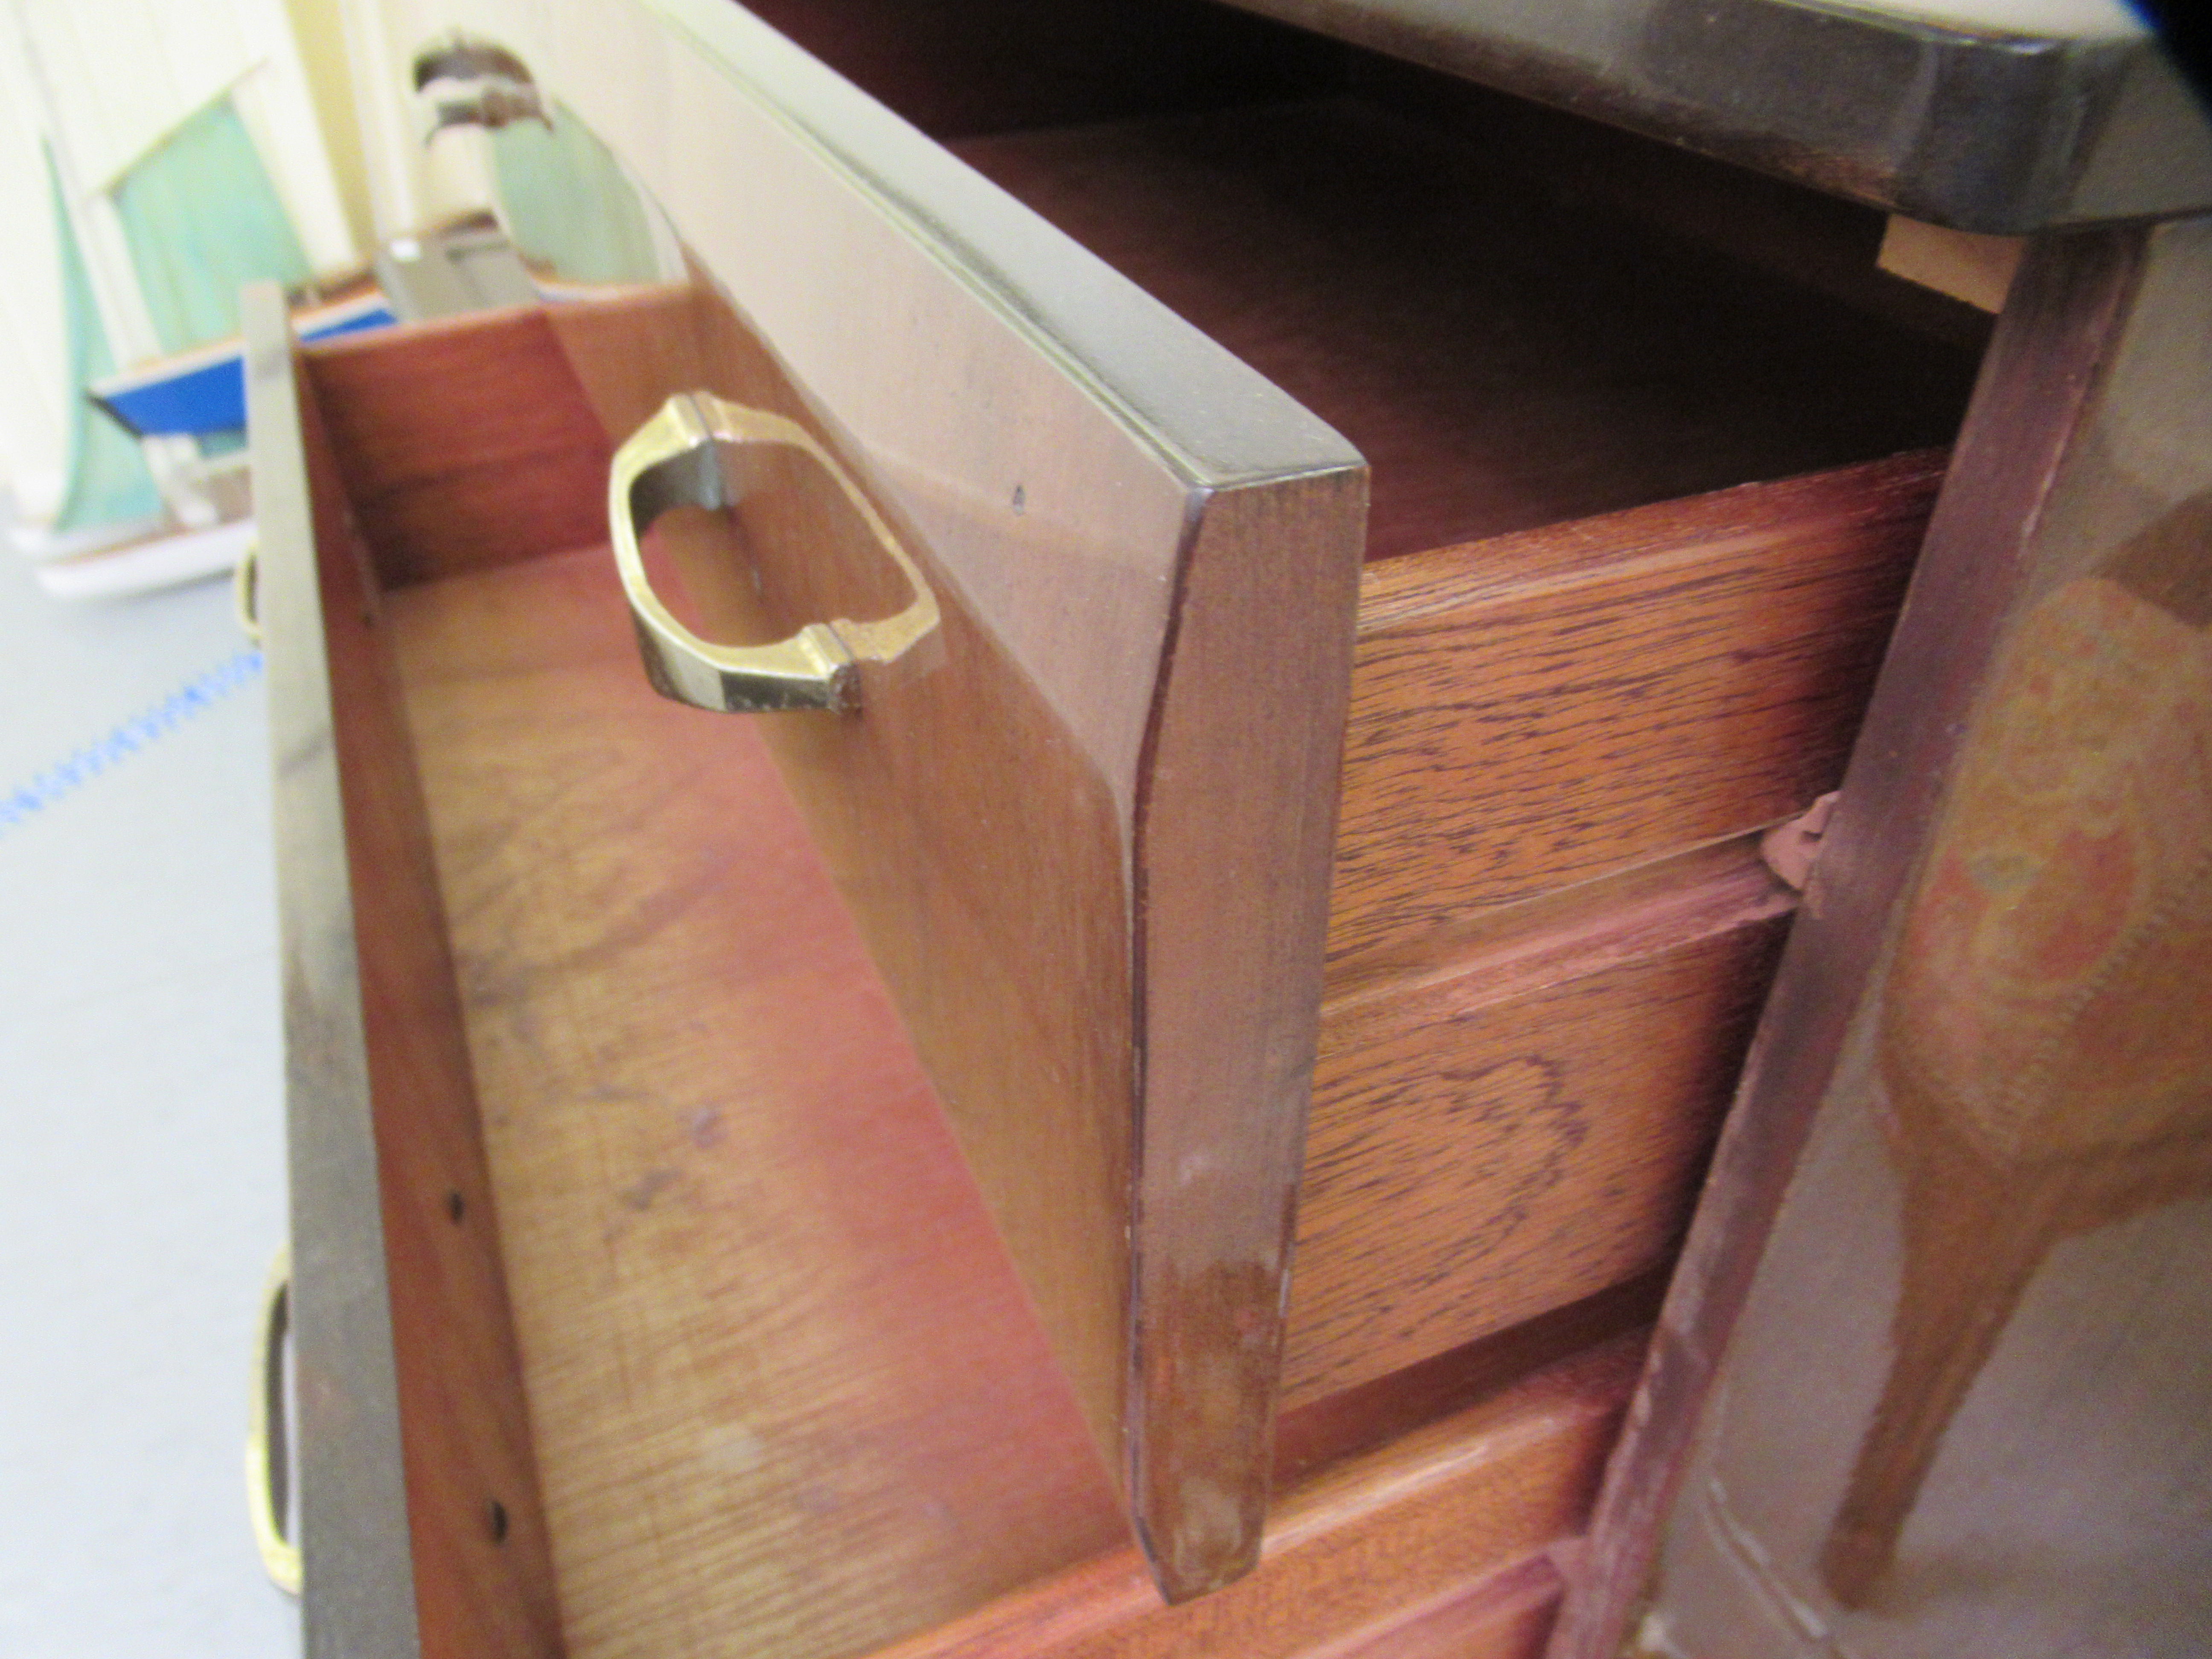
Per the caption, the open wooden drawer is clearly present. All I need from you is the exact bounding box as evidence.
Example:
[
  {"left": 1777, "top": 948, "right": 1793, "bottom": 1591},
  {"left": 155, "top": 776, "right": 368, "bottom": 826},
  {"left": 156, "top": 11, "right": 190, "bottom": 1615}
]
[
  {"left": 262, "top": 0, "right": 1986, "bottom": 1647},
  {"left": 253, "top": 282, "right": 1647, "bottom": 1658}
]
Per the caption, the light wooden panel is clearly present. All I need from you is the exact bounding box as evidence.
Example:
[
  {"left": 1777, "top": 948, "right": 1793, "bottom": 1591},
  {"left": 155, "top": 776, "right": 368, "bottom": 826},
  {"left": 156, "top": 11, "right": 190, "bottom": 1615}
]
[
  {"left": 304, "top": 307, "right": 610, "bottom": 585},
  {"left": 1273, "top": 1274, "right": 1664, "bottom": 1489},
  {"left": 1317, "top": 1555, "right": 1564, "bottom": 1659},
  {"left": 1287, "top": 846, "right": 1796, "bottom": 1406},
  {"left": 387, "top": 541, "right": 1129, "bottom": 1659},
  {"left": 1329, "top": 451, "right": 1944, "bottom": 968},
  {"left": 868, "top": 1337, "right": 1642, "bottom": 1659}
]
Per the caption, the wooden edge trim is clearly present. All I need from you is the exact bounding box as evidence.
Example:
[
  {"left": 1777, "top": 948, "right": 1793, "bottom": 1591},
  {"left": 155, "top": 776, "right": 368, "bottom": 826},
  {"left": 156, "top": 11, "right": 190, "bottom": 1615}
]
[
  {"left": 247, "top": 282, "right": 426, "bottom": 1657},
  {"left": 1302, "top": 1549, "right": 1564, "bottom": 1659},
  {"left": 1129, "top": 466, "right": 1367, "bottom": 1599},
  {"left": 870, "top": 1335, "right": 1642, "bottom": 1659},
  {"left": 1322, "top": 836, "right": 1796, "bottom": 1014}
]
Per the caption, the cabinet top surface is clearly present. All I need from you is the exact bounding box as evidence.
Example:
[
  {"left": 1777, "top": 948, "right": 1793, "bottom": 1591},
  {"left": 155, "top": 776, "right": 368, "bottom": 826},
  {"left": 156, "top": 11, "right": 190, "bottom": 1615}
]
[{"left": 1217, "top": 0, "right": 2209, "bottom": 233}]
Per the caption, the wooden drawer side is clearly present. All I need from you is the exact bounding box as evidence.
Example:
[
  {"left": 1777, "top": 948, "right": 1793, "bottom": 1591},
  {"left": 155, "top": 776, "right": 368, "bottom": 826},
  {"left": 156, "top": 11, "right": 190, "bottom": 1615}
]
[{"left": 252, "top": 288, "right": 563, "bottom": 1659}]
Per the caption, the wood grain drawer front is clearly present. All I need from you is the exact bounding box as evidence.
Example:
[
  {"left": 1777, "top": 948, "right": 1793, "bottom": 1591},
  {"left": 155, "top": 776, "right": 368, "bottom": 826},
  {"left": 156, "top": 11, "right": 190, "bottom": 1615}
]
[
  {"left": 1329, "top": 453, "right": 1946, "bottom": 971},
  {"left": 1290, "top": 845, "right": 1796, "bottom": 1406}
]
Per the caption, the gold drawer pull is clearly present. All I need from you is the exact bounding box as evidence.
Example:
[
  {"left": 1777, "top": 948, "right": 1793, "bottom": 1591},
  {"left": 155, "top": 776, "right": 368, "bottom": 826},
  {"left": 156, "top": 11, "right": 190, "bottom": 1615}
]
[
  {"left": 246, "top": 1245, "right": 302, "bottom": 1597},
  {"left": 233, "top": 538, "right": 261, "bottom": 646},
  {"left": 608, "top": 393, "right": 938, "bottom": 714}
]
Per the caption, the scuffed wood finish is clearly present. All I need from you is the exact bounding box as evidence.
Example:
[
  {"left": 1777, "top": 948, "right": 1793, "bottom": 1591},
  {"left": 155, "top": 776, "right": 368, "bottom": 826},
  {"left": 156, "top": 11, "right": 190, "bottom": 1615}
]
[
  {"left": 387, "top": 541, "right": 1128, "bottom": 1659},
  {"left": 251, "top": 286, "right": 562, "bottom": 1659},
  {"left": 1129, "top": 470, "right": 1365, "bottom": 1593},
  {"left": 303, "top": 307, "right": 609, "bottom": 586},
  {"left": 869, "top": 1339, "right": 1643, "bottom": 1659},
  {"left": 539, "top": 271, "right": 1360, "bottom": 1595},
  {"left": 1548, "top": 224, "right": 2189, "bottom": 1659},
  {"left": 1329, "top": 454, "right": 1944, "bottom": 967},
  {"left": 952, "top": 104, "right": 1976, "bottom": 561},
  {"left": 1289, "top": 845, "right": 1795, "bottom": 1405}
]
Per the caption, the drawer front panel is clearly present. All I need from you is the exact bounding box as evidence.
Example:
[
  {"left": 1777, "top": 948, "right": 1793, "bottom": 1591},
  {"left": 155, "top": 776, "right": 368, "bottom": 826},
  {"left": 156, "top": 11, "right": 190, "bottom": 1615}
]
[
  {"left": 1330, "top": 452, "right": 1944, "bottom": 970},
  {"left": 400, "top": 0, "right": 1367, "bottom": 1599},
  {"left": 1290, "top": 848, "right": 1795, "bottom": 1404}
]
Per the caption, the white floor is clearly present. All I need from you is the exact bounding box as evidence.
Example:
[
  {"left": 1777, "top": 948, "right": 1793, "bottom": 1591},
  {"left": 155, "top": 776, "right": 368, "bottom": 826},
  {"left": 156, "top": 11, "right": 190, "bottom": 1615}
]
[{"left": 0, "top": 551, "right": 298, "bottom": 1658}]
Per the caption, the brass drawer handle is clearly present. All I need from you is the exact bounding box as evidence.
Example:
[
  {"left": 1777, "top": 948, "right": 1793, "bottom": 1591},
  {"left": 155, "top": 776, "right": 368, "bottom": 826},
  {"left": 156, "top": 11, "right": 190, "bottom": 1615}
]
[
  {"left": 246, "top": 1245, "right": 302, "bottom": 1596},
  {"left": 233, "top": 538, "right": 261, "bottom": 646},
  {"left": 608, "top": 393, "right": 938, "bottom": 714}
]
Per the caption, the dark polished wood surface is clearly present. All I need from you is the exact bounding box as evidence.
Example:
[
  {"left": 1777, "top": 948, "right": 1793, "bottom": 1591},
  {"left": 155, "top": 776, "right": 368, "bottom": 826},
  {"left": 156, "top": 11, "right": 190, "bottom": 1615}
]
[{"left": 249, "top": 286, "right": 425, "bottom": 1659}]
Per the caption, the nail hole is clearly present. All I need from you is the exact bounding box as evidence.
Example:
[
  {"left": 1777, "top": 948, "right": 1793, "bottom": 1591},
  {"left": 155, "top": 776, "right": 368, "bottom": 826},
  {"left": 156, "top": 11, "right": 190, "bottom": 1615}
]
[
  {"left": 486, "top": 1499, "right": 508, "bottom": 1543},
  {"left": 445, "top": 1190, "right": 465, "bottom": 1223},
  {"left": 1010, "top": 484, "right": 1026, "bottom": 515}
]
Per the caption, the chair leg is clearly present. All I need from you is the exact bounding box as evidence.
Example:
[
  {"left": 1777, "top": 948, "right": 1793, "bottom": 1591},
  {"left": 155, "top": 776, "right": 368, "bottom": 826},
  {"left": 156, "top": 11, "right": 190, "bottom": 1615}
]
[{"left": 1819, "top": 1150, "right": 2051, "bottom": 1607}]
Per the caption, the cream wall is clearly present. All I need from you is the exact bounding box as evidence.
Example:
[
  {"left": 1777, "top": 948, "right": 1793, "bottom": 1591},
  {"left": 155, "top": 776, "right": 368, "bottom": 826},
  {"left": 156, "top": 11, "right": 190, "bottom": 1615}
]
[
  {"left": 0, "top": 0, "right": 360, "bottom": 526},
  {"left": 0, "top": 13, "right": 68, "bottom": 521},
  {"left": 283, "top": 0, "right": 377, "bottom": 255}
]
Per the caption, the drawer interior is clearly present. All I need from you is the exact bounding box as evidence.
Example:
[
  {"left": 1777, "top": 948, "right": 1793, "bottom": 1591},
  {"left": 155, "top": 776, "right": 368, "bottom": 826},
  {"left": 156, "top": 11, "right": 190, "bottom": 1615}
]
[
  {"left": 949, "top": 99, "right": 1974, "bottom": 562},
  {"left": 285, "top": 297, "right": 1656, "bottom": 1659},
  {"left": 387, "top": 541, "right": 1130, "bottom": 1652},
  {"left": 288, "top": 303, "right": 1135, "bottom": 1656}
]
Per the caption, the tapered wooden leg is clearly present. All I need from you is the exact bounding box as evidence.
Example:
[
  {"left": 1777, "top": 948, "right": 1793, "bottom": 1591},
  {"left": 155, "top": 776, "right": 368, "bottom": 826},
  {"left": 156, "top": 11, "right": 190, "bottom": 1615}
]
[{"left": 1820, "top": 1144, "right": 2052, "bottom": 1607}]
